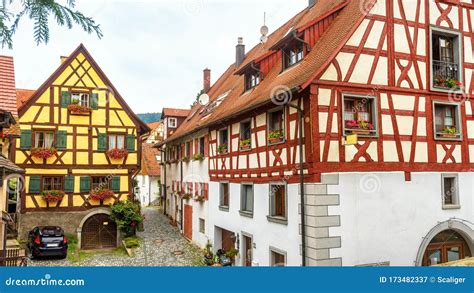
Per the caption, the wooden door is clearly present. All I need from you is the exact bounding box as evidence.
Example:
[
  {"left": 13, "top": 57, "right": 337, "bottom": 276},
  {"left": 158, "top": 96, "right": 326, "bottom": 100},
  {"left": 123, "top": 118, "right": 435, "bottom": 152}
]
[
  {"left": 183, "top": 204, "right": 193, "bottom": 240},
  {"left": 82, "top": 214, "right": 117, "bottom": 250},
  {"left": 221, "top": 229, "right": 235, "bottom": 252},
  {"left": 243, "top": 235, "right": 252, "bottom": 267}
]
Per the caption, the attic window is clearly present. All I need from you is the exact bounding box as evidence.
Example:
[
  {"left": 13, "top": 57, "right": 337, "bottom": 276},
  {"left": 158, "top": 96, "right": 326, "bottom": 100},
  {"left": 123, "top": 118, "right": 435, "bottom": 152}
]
[
  {"left": 72, "top": 92, "right": 90, "bottom": 107},
  {"left": 283, "top": 41, "right": 304, "bottom": 69},
  {"left": 245, "top": 71, "right": 261, "bottom": 91}
]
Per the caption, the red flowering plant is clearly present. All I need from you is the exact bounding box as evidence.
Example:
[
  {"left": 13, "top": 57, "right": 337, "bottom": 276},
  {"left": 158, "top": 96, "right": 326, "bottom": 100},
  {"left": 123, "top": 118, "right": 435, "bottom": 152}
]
[
  {"left": 107, "top": 148, "right": 129, "bottom": 160},
  {"left": 90, "top": 188, "right": 115, "bottom": 201},
  {"left": 67, "top": 103, "right": 92, "bottom": 114},
  {"left": 0, "top": 132, "right": 13, "bottom": 142},
  {"left": 345, "top": 120, "right": 374, "bottom": 130},
  {"left": 41, "top": 190, "right": 65, "bottom": 203},
  {"left": 31, "top": 147, "right": 57, "bottom": 159}
]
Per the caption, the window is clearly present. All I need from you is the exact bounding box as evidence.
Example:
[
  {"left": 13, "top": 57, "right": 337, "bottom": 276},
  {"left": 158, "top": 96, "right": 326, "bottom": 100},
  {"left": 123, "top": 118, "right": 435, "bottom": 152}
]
[
  {"left": 34, "top": 131, "right": 54, "bottom": 148},
  {"left": 92, "top": 176, "right": 110, "bottom": 191},
  {"left": 433, "top": 102, "right": 461, "bottom": 140},
  {"left": 240, "top": 120, "right": 251, "bottom": 150},
  {"left": 218, "top": 128, "right": 229, "bottom": 154},
  {"left": 342, "top": 94, "right": 378, "bottom": 137},
  {"left": 268, "top": 109, "right": 285, "bottom": 144},
  {"left": 245, "top": 72, "right": 261, "bottom": 90},
  {"left": 219, "top": 182, "right": 229, "bottom": 209},
  {"left": 155, "top": 155, "right": 161, "bottom": 161},
  {"left": 431, "top": 27, "right": 462, "bottom": 90},
  {"left": 442, "top": 174, "right": 460, "bottom": 208},
  {"left": 283, "top": 41, "right": 304, "bottom": 69},
  {"left": 270, "top": 249, "right": 286, "bottom": 266},
  {"left": 42, "top": 177, "right": 62, "bottom": 191},
  {"left": 108, "top": 134, "right": 125, "bottom": 150},
  {"left": 199, "top": 137, "right": 205, "bottom": 155},
  {"left": 185, "top": 141, "right": 191, "bottom": 158},
  {"left": 168, "top": 117, "right": 178, "bottom": 128},
  {"left": 269, "top": 183, "right": 287, "bottom": 221},
  {"left": 199, "top": 218, "right": 205, "bottom": 234},
  {"left": 240, "top": 184, "right": 254, "bottom": 215},
  {"left": 71, "top": 92, "right": 90, "bottom": 107}
]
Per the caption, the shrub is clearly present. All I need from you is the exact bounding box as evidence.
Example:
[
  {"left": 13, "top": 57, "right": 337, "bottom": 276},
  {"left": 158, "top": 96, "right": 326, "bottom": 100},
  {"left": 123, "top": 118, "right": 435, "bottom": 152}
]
[
  {"left": 110, "top": 201, "right": 144, "bottom": 237},
  {"left": 124, "top": 236, "right": 141, "bottom": 248}
]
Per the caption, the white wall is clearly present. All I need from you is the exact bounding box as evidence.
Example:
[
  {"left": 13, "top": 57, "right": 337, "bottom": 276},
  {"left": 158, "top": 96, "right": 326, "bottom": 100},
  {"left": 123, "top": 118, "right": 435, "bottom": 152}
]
[
  {"left": 207, "top": 182, "right": 301, "bottom": 266},
  {"left": 137, "top": 175, "right": 160, "bottom": 207},
  {"left": 328, "top": 172, "right": 474, "bottom": 266}
]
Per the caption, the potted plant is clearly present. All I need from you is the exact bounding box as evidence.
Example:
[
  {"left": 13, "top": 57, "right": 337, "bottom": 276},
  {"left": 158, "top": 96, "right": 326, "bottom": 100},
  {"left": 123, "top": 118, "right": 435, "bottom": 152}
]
[
  {"left": 217, "top": 143, "right": 228, "bottom": 155},
  {"left": 90, "top": 188, "right": 115, "bottom": 201},
  {"left": 67, "top": 101, "right": 92, "bottom": 115},
  {"left": 110, "top": 200, "right": 144, "bottom": 237},
  {"left": 31, "top": 147, "right": 57, "bottom": 159},
  {"left": 182, "top": 193, "right": 192, "bottom": 200},
  {"left": 441, "top": 127, "right": 458, "bottom": 138},
  {"left": 225, "top": 248, "right": 239, "bottom": 258},
  {"left": 41, "top": 190, "right": 65, "bottom": 203},
  {"left": 445, "top": 78, "right": 462, "bottom": 89},
  {"left": 107, "top": 148, "right": 129, "bottom": 160},
  {"left": 240, "top": 139, "right": 251, "bottom": 151},
  {"left": 345, "top": 120, "right": 374, "bottom": 135},
  {"left": 268, "top": 129, "right": 284, "bottom": 144},
  {"left": 193, "top": 153, "right": 204, "bottom": 161},
  {"left": 194, "top": 195, "right": 205, "bottom": 203},
  {"left": 182, "top": 156, "right": 190, "bottom": 163}
]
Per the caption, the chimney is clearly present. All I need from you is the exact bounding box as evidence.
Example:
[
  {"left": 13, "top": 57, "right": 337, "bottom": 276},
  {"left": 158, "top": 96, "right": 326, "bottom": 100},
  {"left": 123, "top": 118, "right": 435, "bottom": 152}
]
[
  {"left": 236, "top": 37, "right": 245, "bottom": 68},
  {"left": 203, "top": 68, "right": 211, "bottom": 93},
  {"left": 60, "top": 56, "right": 68, "bottom": 64},
  {"left": 309, "top": 0, "right": 316, "bottom": 7}
]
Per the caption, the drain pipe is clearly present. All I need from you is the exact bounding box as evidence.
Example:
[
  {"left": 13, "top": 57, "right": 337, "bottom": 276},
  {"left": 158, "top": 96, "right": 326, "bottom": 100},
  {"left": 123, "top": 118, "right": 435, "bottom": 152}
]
[
  {"left": 162, "top": 148, "right": 167, "bottom": 216},
  {"left": 289, "top": 103, "right": 306, "bottom": 267}
]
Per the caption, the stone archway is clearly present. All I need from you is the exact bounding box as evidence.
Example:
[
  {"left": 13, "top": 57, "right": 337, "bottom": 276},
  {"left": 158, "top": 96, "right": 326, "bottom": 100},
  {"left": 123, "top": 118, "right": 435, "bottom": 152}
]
[
  {"left": 415, "top": 219, "right": 474, "bottom": 266},
  {"left": 77, "top": 208, "right": 119, "bottom": 249}
]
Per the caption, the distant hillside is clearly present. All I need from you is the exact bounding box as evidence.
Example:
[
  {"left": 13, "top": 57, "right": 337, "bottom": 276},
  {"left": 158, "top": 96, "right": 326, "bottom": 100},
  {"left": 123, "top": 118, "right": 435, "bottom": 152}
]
[{"left": 138, "top": 113, "right": 162, "bottom": 124}]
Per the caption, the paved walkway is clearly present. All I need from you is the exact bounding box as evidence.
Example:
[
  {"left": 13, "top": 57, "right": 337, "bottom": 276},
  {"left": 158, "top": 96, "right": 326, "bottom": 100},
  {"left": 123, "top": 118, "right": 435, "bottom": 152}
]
[{"left": 30, "top": 207, "right": 202, "bottom": 267}]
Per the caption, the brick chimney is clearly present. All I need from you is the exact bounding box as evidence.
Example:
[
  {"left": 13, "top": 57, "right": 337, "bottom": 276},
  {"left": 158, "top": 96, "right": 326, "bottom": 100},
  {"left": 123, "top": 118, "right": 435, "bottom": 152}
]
[
  {"left": 236, "top": 37, "right": 245, "bottom": 68},
  {"left": 203, "top": 68, "right": 211, "bottom": 93}
]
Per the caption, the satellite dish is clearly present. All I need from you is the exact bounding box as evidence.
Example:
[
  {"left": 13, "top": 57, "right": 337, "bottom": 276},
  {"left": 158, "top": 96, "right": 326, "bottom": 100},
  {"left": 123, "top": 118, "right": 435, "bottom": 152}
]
[
  {"left": 198, "top": 93, "right": 210, "bottom": 105},
  {"left": 260, "top": 35, "right": 268, "bottom": 44},
  {"left": 260, "top": 25, "right": 269, "bottom": 36}
]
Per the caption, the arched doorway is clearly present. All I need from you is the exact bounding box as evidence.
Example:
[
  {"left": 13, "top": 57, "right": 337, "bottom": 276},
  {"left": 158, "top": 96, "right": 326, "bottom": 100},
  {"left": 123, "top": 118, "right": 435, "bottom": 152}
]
[
  {"left": 422, "top": 230, "right": 472, "bottom": 266},
  {"left": 81, "top": 214, "right": 117, "bottom": 250}
]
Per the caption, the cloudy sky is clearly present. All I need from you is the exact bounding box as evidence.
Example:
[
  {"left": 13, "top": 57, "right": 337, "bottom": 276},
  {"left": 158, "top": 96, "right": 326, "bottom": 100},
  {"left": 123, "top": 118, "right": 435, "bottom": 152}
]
[{"left": 0, "top": 0, "right": 307, "bottom": 114}]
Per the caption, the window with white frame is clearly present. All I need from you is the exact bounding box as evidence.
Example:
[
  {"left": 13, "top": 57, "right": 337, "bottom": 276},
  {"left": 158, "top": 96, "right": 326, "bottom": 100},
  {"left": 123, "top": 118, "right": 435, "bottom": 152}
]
[
  {"left": 168, "top": 117, "right": 178, "bottom": 128},
  {"left": 442, "top": 174, "right": 460, "bottom": 208},
  {"left": 108, "top": 134, "right": 125, "bottom": 150},
  {"left": 71, "top": 92, "right": 90, "bottom": 107}
]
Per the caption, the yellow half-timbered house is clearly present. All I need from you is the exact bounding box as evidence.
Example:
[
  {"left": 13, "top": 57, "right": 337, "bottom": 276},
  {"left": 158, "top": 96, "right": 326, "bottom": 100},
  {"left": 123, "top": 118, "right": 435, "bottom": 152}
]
[{"left": 14, "top": 44, "right": 149, "bottom": 249}]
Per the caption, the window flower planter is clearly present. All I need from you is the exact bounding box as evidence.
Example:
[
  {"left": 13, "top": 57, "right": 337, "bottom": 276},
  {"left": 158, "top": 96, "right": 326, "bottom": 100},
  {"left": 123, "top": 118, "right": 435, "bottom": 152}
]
[
  {"left": 41, "top": 190, "right": 65, "bottom": 203},
  {"left": 31, "top": 147, "right": 57, "bottom": 159},
  {"left": 67, "top": 103, "right": 92, "bottom": 115},
  {"left": 434, "top": 77, "right": 462, "bottom": 90},
  {"left": 193, "top": 153, "right": 204, "bottom": 161},
  {"left": 182, "top": 156, "right": 190, "bottom": 163},
  {"left": 345, "top": 120, "right": 374, "bottom": 136},
  {"left": 217, "top": 144, "right": 228, "bottom": 155},
  {"left": 268, "top": 130, "right": 284, "bottom": 144},
  {"left": 90, "top": 188, "right": 115, "bottom": 201},
  {"left": 182, "top": 193, "right": 192, "bottom": 200},
  {"left": 194, "top": 195, "right": 205, "bottom": 203},
  {"left": 107, "top": 148, "right": 129, "bottom": 160},
  {"left": 240, "top": 139, "right": 251, "bottom": 151},
  {"left": 440, "top": 127, "right": 459, "bottom": 139}
]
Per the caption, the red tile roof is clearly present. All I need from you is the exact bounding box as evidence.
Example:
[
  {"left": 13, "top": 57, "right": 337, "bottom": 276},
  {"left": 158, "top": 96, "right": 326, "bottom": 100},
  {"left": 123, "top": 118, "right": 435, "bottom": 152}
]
[
  {"left": 16, "top": 89, "right": 36, "bottom": 109},
  {"left": 141, "top": 143, "right": 161, "bottom": 176},
  {"left": 0, "top": 56, "right": 18, "bottom": 117},
  {"left": 164, "top": 0, "right": 368, "bottom": 143},
  {"left": 162, "top": 108, "right": 191, "bottom": 118},
  {"left": 147, "top": 121, "right": 162, "bottom": 130}
]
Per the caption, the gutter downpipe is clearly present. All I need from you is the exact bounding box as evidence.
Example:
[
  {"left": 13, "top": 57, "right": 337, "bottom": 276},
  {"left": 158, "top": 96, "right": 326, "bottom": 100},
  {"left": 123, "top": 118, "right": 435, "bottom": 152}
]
[{"left": 162, "top": 148, "right": 167, "bottom": 216}]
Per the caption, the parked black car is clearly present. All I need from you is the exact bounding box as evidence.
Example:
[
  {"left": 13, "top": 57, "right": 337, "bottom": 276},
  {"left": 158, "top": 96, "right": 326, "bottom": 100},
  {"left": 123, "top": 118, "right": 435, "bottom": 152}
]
[{"left": 28, "top": 226, "right": 68, "bottom": 259}]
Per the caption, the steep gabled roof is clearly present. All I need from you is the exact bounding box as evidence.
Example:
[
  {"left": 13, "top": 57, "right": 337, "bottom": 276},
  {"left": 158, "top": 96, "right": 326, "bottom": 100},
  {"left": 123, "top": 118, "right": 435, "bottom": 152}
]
[
  {"left": 141, "top": 143, "right": 161, "bottom": 176},
  {"left": 16, "top": 89, "right": 35, "bottom": 109},
  {"left": 18, "top": 44, "right": 150, "bottom": 135},
  {"left": 163, "top": 0, "right": 369, "bottom": 144},
  {"left": 0, "top": 56, "right": 18, "bottom": 117},
  {"left": 162, "top": 108, "right": 191, "bottom": 118}
]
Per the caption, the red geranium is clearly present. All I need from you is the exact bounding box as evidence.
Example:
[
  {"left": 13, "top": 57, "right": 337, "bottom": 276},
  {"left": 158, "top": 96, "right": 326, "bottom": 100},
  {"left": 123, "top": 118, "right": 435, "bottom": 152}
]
[
  {"left": 107, "top": 148, "right": 129, "bottom": 160},
  {"left": 68, "top": 103, "right": 92, "bottom": 114},
  {"left": 31, "top": 148, "right": 57, "bottom": 159},
  {"left": 90, "top": 188, "right": 115, "bottom": 201},
  {"left": 41, "top": 190, "right": 65, "bottom": 203}
]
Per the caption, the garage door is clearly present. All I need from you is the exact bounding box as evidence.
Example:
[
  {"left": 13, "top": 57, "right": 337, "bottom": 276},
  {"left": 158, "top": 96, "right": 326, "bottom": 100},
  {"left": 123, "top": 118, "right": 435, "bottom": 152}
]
[{"left": 81, "top": 214, "right": 117, "bottom": 250}]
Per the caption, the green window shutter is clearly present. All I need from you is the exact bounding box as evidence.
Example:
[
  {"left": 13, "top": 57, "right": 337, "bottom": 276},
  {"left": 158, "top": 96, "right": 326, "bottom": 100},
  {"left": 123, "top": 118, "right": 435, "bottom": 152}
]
[
  {"left": 98, "top": 133, "right": 107, "bottom": 152},
  {"left": 61, "top": 91, "right": 71, "bottom": 108},
  {"left": 56, "top": 130, "right": 67, "bottom": 150},
  {"left": 111, "top": 176, "right": 121, "bottom": 192},
  {"left": 64, "top": 176, "right": 75, "bottom": 193},
  {"left": 80, "top": 176, "right": 91, "bottom": 193},
  {"left": 20, "top": 130, "right": 32, "bottom": 150},
  {"left": 91, "top": 93, "right": 99, "bottom": 110},
  {"left": 126, "top": 135, "right": 135, "bottom": 152},
  {"left": 29, "top": 176, "right": 41, "bottom": 193}
]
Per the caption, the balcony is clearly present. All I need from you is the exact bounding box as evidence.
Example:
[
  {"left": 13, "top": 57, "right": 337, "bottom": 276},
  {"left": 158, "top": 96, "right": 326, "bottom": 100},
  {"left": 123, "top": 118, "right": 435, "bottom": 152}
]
[{"left": 432, "top": 60, "right": 461, "bottom": 90}]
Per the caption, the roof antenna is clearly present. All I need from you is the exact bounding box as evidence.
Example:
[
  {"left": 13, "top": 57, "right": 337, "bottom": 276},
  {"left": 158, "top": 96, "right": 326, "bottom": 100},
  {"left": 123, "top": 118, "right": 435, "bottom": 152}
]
[{"left": 260, "top": 12, "right": 269, "bottom": 44}]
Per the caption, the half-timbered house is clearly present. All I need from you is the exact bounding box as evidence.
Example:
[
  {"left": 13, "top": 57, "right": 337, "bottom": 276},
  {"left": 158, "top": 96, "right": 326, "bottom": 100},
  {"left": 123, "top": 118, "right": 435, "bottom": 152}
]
[
  {"left": 14, "top": 44, "right": 149, "bottom": 250},
  {"left": 160, "top": 0, "right": 474, "bottom": 267}
]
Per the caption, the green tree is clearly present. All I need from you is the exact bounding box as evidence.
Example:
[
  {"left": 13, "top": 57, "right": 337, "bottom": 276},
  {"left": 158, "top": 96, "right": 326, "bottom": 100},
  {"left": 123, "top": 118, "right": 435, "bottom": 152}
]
[{"left": 0, "top": 0, "right": 102, "bottom": 48}]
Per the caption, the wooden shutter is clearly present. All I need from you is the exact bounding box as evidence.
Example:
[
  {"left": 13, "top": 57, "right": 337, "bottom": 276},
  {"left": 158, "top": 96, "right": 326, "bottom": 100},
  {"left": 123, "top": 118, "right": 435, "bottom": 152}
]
[
  {"left": 56, "top": 130, "right": 67, "bottom": 150},
  {"left": 20, "top": 130, "right": 32, "bottom": 150},
  {"left": 91, "top": 93, "right": 99, "bottom": 110},
  {"left": 64, "top": 176, "right": 75, "bottom": 193},
  {"left": 28, "top": 176, "right": 41, "bottom": 193},
  {"left": 204, "top": 183, "right": 209, "bottom": 200},
  {"left": 61, "top": 91, "right": 71, "bottom": 108},
  {"left": 98, "top": 133, "right": 107, "bottom": 152},
  {"left": 111, "top": 176, "right": 121, "bottom": 192},
  {"left": 80, "top": 176, "right": 91, "bottom": 193},
  {"left": 126, "top": 135, "right": 135, "bottom": 152}
]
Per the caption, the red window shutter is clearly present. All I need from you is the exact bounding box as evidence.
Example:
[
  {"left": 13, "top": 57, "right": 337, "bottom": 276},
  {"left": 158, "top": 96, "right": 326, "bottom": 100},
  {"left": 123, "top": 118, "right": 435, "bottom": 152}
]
[
  {"left": 204, "top": 135, "right": 209, "bottom": 157},
  {"left": 204, "top": 183, "right": 209, "bottom": 200},
  {"left": 172, "top": 181, "right": 175, "bottom": 192},
  {"left": 194, "top": 138, "right": 199, "bottom": 155},
  {"left": 195, "top": 182, "right": 199, "bottom": 196}
]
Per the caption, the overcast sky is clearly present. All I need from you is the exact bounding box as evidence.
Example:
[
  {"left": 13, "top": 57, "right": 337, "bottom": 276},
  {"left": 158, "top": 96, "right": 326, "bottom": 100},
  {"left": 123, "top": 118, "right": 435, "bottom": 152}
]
[{"left": 0, "top": 0, "right": 307, "bottom": 114}]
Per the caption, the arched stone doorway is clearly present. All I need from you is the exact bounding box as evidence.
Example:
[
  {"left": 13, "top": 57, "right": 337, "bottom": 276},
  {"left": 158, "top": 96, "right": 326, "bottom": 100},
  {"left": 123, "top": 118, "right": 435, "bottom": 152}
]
[
  {"left": 416, "top": 220, "right": 474, "bottom": 266},
  {"left": 78, "top": 209, "right": 118, "bottom": 250}
]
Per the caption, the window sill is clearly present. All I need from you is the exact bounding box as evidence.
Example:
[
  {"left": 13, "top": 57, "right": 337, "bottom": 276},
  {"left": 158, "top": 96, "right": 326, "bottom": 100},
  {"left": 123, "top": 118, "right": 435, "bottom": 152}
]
[
  {"left": 434, "top": 135, "right": 462, "bottom": 142},
  {"left": 268, "top": 139, "right": 286, "bottom": 146},
  {"left": 69, "top": 111, "right": 92, "bottom": 116},
  {"left": 239, "top": 146, "right": 252, "bottom": 152},
  {"left": 239, "top": 210, "right": 254, "bottom": 218},
  {"left": 431, "top": 85, "right": 463, "bottom": 94},
  {"left": 442, "top": 204, "right": 461, "bottom": 210},
  {"left": 219, "top": 206, "right": 229, "bottom": 212},
  {"left": 267, "top": 216, "right": 288, "bottom": 225}
]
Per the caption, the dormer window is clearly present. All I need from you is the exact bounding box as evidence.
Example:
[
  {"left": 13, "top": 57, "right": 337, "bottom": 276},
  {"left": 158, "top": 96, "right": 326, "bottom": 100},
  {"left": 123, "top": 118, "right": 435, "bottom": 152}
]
[
  {"left": 168, "top": 117, "right": 177, "bottom": 128},
  {"left": 245, "top": 72, "right": 261, "bottom": 91},
  {"left": 283, "top": 41, "right": 304, "bottom": 69},
  {"left": 430, "top": 27, "right": 462, "bottom": 91},
  {"left": 71, "top": 92, "right": 90, "bottom": 107}
]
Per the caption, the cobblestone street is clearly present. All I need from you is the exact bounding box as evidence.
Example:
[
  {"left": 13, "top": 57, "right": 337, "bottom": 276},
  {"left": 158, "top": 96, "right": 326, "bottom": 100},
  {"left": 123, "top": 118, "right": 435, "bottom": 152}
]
[{"left": 30, "top": 207, "right": 202, "bottom": 267}]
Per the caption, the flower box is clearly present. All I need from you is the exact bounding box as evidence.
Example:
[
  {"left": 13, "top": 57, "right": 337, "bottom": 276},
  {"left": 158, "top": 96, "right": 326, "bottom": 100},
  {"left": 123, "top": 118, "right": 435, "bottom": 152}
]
[
  {"left": 194, "top": 195, "right": 205, "bottom": 203},
  {"left": 182, "top": 193, "right": 192, "bottom": 200},
  {"left": 107, "top": 148, "right": 129, "bottom": 160},
  {"left": 240, "top": 139, "right": 251, "bottom": 151},
  {"left": 193, "top": 153, "right": 204, "bottom": 161},
  {"left": 345, "top": 120, "right": 374, "bottom": 136},
  {"left": 439, "top": 133, "right": 458, "bottom": 138},
  {"left": 90, "top": 188, "right": 115, "bottom": 201},
  {"left": 68, "top": 103, "right": 92, "bottom": 115},
  {"left": 217, "top": 144, "right": 228, "bottom": 155},
  {"left": 348, "top": 129, "right": 372, "bottom": 136},
  {"left": 268, "top": 137, "right": 284, "bottom": 144},
  {"left": 31, "top": 148, "right": 57, "bottom": 159},
  {"left": 434, "top": 78, "right": 462, "bottom": 90},
  {"left": 440, "top": 127, "right": 459, "bottom": 139},
  {"left": 41, "top": 190, "right": 65, "bottom": 203},
  {"left": 268, "top": 130, "right": 284, "bottom": 144},
  {"left": 182, "top": 156, "right": 190, "bottom": 163}
]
